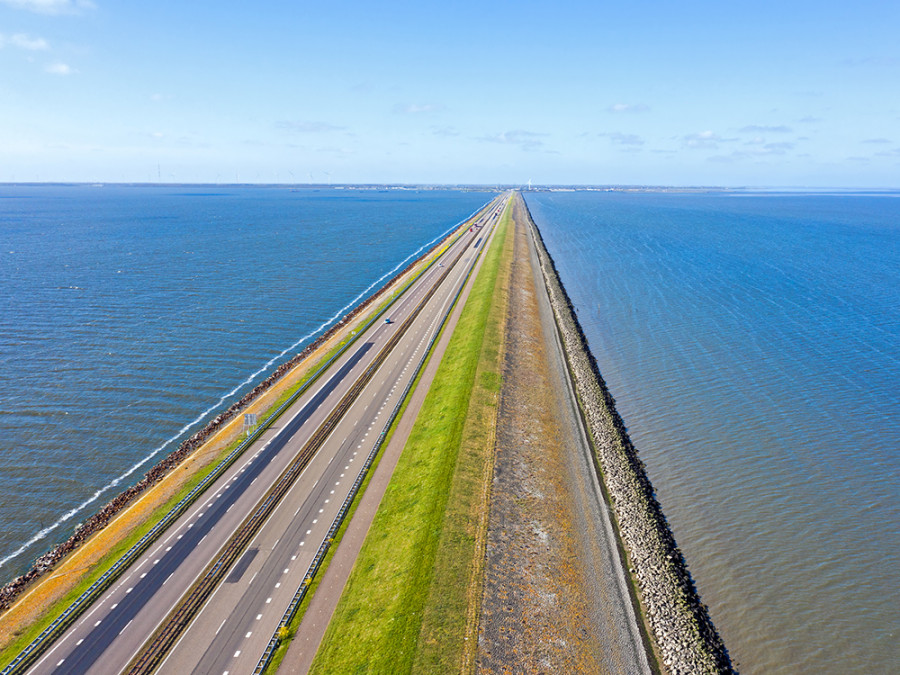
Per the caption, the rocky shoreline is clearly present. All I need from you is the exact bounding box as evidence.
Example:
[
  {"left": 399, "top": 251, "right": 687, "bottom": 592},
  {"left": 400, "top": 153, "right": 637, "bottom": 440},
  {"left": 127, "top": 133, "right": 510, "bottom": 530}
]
[
  {"left": 0, "top": 228, "right": 455, "bottom": 614},
  {"left": 522, "top": 197, "right": 735, "bottom": 675}
]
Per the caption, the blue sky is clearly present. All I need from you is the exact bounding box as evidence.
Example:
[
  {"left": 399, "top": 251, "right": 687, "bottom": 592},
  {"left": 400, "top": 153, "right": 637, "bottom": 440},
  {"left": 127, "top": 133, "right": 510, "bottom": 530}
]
[{"left": 1, "top": 0, "right": 898, "bottom": 186}]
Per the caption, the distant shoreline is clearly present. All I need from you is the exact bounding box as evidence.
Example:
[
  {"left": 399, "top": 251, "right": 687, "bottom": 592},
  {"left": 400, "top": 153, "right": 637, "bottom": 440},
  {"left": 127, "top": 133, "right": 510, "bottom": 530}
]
[{"left": 2, "top": 183, "right": 897, "bottom": 193}]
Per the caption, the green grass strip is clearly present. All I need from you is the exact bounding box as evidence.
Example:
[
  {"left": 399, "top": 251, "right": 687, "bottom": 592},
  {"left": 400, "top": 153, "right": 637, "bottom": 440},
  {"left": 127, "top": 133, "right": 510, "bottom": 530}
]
[{"left": 308, "top": 204, "right": 512, "bottom": 675}]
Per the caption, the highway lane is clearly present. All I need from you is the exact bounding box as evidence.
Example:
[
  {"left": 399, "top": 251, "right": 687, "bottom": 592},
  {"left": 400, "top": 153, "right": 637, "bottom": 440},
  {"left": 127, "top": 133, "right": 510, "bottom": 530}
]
[
  {"left": 22, "top": 193, "right": 507, "bottom": 675},
  {"left": 159, "top": 198, "right": 505, "bottom": 674}
]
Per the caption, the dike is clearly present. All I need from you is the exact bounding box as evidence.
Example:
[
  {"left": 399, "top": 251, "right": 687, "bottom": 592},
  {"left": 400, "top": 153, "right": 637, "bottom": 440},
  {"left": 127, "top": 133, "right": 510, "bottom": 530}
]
[
  {"left": 521, "top": 197, "right": 735, "bottom": 675},
  {"left": 0, "top": 217, "right": 469, "bottom": 614}
]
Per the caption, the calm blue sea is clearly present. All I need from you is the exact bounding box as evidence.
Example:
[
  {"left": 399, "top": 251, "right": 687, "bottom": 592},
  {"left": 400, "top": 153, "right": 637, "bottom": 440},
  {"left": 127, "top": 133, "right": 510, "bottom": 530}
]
[
  {"left": 525, "top": 190, "right": 899, "bottom": 675},
  {"left": 0, "top": 185, "right": 493, "bottom": 579}
]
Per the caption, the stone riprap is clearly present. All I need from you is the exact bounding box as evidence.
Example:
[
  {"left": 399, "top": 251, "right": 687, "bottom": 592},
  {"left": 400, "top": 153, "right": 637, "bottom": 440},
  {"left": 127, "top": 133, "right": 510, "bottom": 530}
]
[{"left": 523, "top": 199, "right": 735, "bottom": 675}]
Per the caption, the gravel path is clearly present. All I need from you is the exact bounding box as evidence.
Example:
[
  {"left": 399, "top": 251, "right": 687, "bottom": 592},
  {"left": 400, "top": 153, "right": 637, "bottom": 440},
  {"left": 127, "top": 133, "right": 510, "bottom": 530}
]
[{"left": 477, "top": 197, "right": 651, "bottom": 674}]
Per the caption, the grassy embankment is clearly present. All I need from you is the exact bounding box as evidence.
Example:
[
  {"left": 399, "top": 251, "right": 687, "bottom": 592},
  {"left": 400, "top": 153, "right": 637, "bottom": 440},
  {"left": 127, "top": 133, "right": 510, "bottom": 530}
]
[
  {"left": 0, "top": 224, "right": 467, "bottom": 668},
  {"left": 308, "top": 200, "right": 513, "bottom": 674}
]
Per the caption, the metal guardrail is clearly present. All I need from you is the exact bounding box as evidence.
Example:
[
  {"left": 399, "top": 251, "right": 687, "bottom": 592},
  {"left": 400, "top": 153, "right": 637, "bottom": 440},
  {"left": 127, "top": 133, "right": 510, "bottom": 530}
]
[
  {"left": 0, "top": 211, "right": 484, "bottom": 675},
  {"left": 124, "top": 232, "right": 477, "bottom": 675},
  {"left": 252, "top": 197, "right": 507, "bottom": 675}
]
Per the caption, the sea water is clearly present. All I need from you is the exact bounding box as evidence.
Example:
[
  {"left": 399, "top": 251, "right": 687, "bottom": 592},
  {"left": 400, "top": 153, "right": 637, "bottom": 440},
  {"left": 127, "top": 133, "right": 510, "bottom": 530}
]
[
  {"left": 524, "top": 190, "right": 899, "bottom": 674},
  {"left": 0, "top": 185, "right": 493, "bottom": 579}
]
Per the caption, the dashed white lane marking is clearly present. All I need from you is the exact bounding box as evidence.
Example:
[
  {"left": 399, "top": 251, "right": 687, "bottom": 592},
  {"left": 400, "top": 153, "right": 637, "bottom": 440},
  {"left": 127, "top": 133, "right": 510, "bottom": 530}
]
[
  {"left": 300, "top": 542, "right": 305, "bottom": 547},
  {"left": 217, "top": 618, "right": 228, "bottom": 634},
  {"left": 126, "top": 587, "right": 133, "bottom": 594},
  {"left": 292, "top": 555, "right": 297, "bottom": 560},
  {"left": 245, "top": 631, "right": 252, "bottom": 638},
  {"left": 266, "top": 598, "right": 272, "bottom": 604},
  {"left": 57, "top": 659, "right": 65, "bottom": 667},
  {"left": 111, "top": 603, "right": 118, "bottom": 610},
  {"left": 325, "top": 499, "right": 330, "bottom": 504},
  {"left": 163, "top": 573, "right": 174, "bottom": 585},
  {"left": 234, "top": 650, "right": 241, "bottom": 658},
  {"left": 318, "top": 509, "right": 323, "bottom": 513},
  {"left": 256, "top": 614, "right": 262, "bottom": 620},
  {"left": 140, "top": 573, "right": 147, "bottom": 579},
  {"left": 306, "top": 529, "right": 311, "bottom": 535},
  {"left": 76, "top": 639, "right": 84, "bottom": 646},
  {"left": 275, "top": 583, "right": 281, "bottom": 589},
  {"left": 312, "top": 519, "right": 318, "bottom": 524},
  {"left": 94, "top": 620, "right": 101, "bottom": 627},
  {"left": 119, "top": 619, "right": 133, "bottom": 635}
]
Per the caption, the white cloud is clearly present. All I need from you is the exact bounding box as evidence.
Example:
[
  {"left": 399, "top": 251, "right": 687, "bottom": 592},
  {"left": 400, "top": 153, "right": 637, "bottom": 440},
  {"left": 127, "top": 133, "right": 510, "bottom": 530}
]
[
  {"left": 1, "top": 33, "right": 50, "bottom": 50},
  {"left": 684, "top": 130, "right": 722, "bottom": 149},
  {"left": 708, "top": 141, "right": 796, "bottom": 162},
  {"left": 608, "top": 103, "right": 650, "bottom": 113},
  {"left": 708, "top": 152, "right": 748, "bottom": 163},
  {"left": 761, "top": 141, "right": 794, "bottom": 154},
  {"left": 276, "top": 120, "right": 346, "bottom": 133},
  {"left": 0, "top": 0, "right": 95, "bottom": 14},
  {"left": 476, "top": 129, "right": 547, "bottom": 151},
  {"left": 393, "top": 103, "right": 445, "bottom": 114},
  {"left": 431, "top": 126, "right": 459, "bottom": 137},
  {"left": 600, "top": 132, "right": 645, "bottom": 147},
  {"left": 45, "top": 62, "right": 75, "bottom": 75},
  {"left": 739, "top": 125, "right": 792, "bottom": 133}
]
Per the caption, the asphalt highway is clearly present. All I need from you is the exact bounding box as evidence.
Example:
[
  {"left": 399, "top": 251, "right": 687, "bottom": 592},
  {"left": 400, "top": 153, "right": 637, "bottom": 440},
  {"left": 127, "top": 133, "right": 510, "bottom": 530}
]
[{"left": 24, "top": 193, "right": 509, "bottom": 675}]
